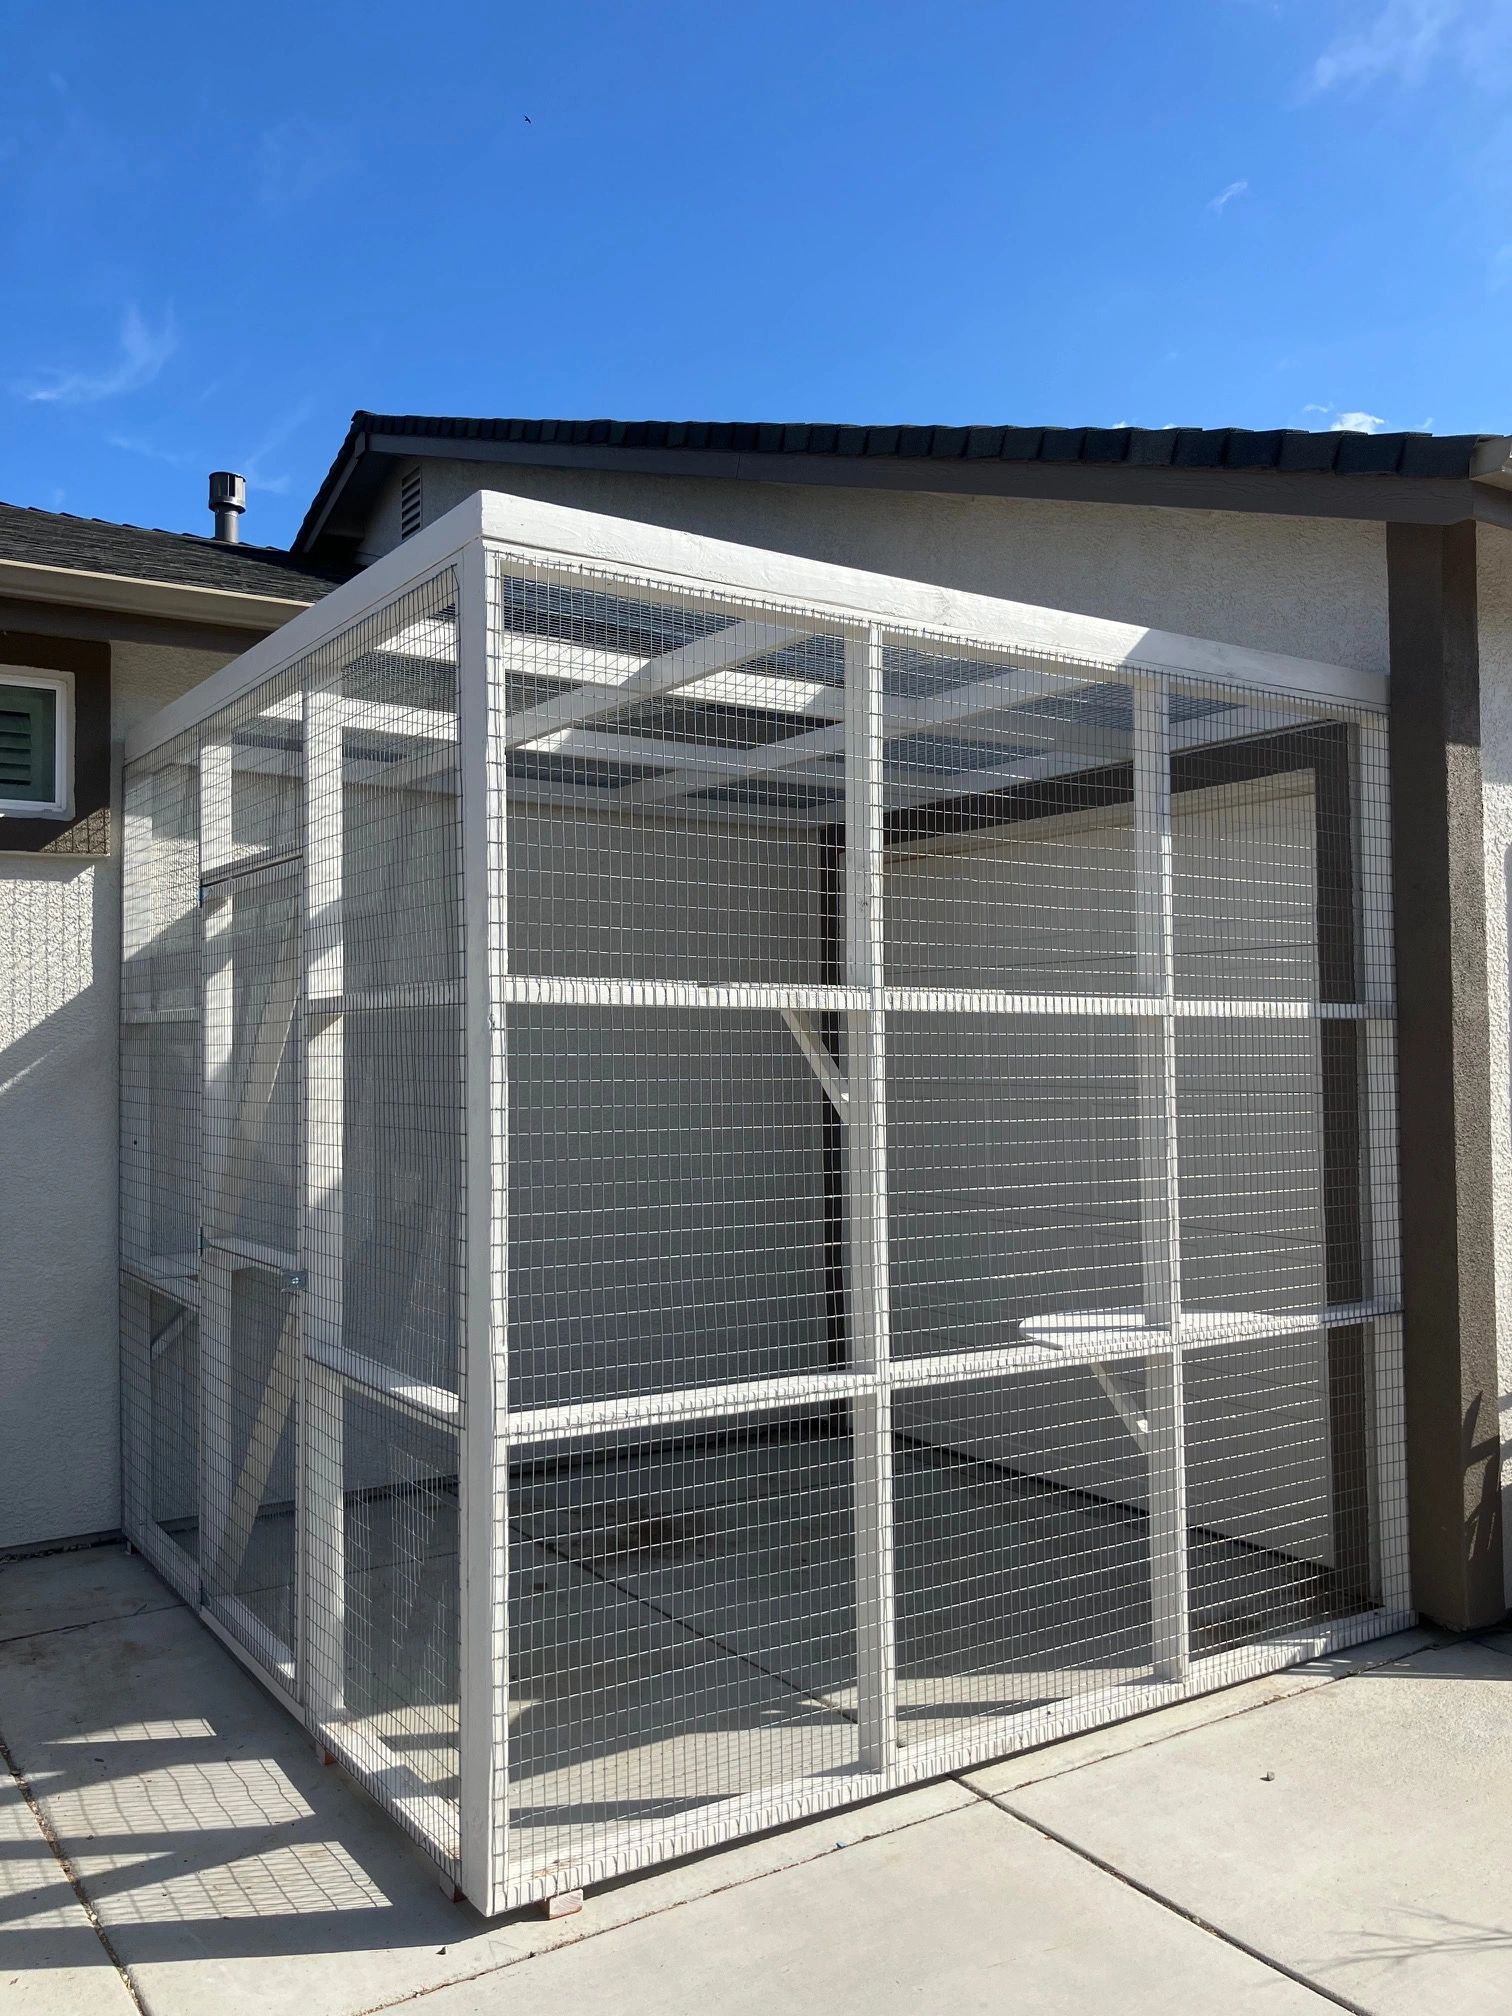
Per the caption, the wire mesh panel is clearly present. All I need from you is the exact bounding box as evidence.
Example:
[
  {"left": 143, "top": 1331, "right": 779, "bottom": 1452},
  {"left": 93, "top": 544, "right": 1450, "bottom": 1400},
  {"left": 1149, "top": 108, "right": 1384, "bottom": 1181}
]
[
  {"left": 479, "top": 543, "right": 1408, "bottom": 1908},
  {"left": 505, "top": 1410, "right": 858, "bottom": 1891},
  {"left": 121, "top": 737, "right": 201, "bottom": 1299},
  {"left": 200, "top": 1256, "right": 299, "bottom": 1676},
  {"left": 121, "top": 736, "right": 203, "bottom": 1598},
  {"left": 119, "top": 1280, "right": 200, "bottom": 1598},
  {"left": 121, "top": 504, "right": 1408, "bottom": 1915},
  {"left": 298, "top": 569, "right": 466, "bottom": 1866},
  {"left": 507, "top": 1007, "right": 834, "bottom": 1407},
  {"left": 892, "top": 1372, "right": 1154, "bottom": 1746}
]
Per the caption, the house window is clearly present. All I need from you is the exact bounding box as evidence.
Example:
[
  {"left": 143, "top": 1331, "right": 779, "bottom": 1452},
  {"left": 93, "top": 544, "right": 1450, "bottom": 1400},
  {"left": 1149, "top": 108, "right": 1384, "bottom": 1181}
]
[{"left": 0, "top": 669, "right": 72, "bottom": 817}]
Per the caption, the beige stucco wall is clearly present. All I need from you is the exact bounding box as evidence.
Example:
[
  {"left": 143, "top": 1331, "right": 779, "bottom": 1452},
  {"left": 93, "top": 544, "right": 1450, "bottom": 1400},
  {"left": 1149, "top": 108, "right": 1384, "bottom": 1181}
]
[
  {"left": 365, "top": 457, "right": 1391, "bottom": 677},
  {"left": 1476, "top": 525, "right": 1512, "bottom": 1603},
  {"left": 1, "top": 637, "right": 237, "bottom": 1550}
]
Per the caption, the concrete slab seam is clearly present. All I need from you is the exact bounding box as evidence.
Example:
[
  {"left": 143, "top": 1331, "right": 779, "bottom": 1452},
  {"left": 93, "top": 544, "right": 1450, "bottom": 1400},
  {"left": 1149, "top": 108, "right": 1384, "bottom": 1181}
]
[
  {"left": 0, "top": 1598, "right": 181, "bottom": 1650},
  {"left": 0, "top": 1724, "right": 146, "bottom": 2014},
  {"left": 960, "top": 1780, "right": 1366, "bottom": 2014}
]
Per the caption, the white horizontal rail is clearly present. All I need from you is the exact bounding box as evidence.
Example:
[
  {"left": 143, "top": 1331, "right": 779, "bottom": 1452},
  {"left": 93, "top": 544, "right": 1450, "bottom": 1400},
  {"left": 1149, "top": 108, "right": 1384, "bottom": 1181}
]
[
  {"left": 305, "top": 1335, "right": 462, "bottom": 1428},
  {"left": 206, "top": 1593, "right": 297, "bottom": 1688},
  {"left": 507, "top": 1370, "right": 876, "bottom": 1444},
  {"left": 499, "top": 977, "right": 864, "bottom": 1013},
  {"left": 202, "top": 1232, "right": 300, "bottom": 1276},
  {"left": 307, "top": 981, "right": 463, "bottom": 1017},
  {"left": 121, "top": 1001, "right": 200, "bottom": 1026},
  {"left": 498, "top": 1298, "right": 1402, "bottom": 1445},
  {"left": 121, "top": 1251, "right": 201, "bottom": 1303},
  {"left": 496, "top": 973, "right": 1389, "bottom": 1020}
]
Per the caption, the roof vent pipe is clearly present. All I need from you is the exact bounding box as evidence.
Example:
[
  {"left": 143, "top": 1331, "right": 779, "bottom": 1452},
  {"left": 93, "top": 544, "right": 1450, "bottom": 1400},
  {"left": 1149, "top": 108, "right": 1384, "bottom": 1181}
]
[{"left": 208, "top": 471, "right": 246, "bottom": 543}]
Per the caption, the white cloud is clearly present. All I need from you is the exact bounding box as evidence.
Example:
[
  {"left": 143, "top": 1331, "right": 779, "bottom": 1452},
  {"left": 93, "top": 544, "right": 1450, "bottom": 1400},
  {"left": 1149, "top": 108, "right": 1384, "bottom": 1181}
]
[
  {"left": 104, "top": 398, "right": 313, "bottom": 517},
  {"left": 239, "top": 399, "right": 315, "bottom": 498},
  {"left": 22, "top": 305, "right": 177, "bottom": 406},
  {"left": 1304, "top": 0, "right": 1459, "bottom": 96},
  {"left": 108, "top": 432, "right": 193, "bottom": 468},
  {"left": 1207, "top": 178, "right": 1249, "bottom": 213},
  {"left": 1302, "top": 404, "right": 1389, "bottom": 432}
]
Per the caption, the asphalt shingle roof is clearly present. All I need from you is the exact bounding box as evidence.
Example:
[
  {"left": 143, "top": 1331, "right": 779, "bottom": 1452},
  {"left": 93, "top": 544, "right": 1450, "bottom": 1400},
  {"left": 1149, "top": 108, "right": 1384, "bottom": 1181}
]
[{"left": 0, "top": 500, "right": 346, "bottom": 602}]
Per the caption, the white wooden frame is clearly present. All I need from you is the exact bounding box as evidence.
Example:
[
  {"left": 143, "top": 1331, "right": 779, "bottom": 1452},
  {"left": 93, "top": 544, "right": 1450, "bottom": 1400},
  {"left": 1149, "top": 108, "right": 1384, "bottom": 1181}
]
[{"left": 120, "top": 492, "right": 1410, "bottom": 1918}]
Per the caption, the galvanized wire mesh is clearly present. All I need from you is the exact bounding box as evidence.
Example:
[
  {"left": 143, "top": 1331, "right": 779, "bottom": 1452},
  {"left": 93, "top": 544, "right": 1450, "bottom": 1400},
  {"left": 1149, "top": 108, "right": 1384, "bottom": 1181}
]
[
  {"left": 485, "top": 551, "right": 1406, "bottom": 1904},
  {"left": 120, "top": 569, "right": 466, "bottom": 1874},
  {"left": 121, "top": 520, "right": 1406, "bottom": 1914}
]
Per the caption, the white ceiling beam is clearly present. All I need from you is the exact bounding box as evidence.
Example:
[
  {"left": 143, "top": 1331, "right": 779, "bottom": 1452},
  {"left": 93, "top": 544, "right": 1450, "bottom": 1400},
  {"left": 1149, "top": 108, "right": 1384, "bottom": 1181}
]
[{"left": 502, "top": 619, "right": 804, "bottom": 751}]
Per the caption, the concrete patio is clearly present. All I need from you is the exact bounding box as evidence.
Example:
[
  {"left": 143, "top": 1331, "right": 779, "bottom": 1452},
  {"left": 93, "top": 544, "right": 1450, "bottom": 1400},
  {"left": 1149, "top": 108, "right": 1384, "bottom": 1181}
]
[{"left": 4, "top": 1541, "right": 1512, "bottom": 2015}]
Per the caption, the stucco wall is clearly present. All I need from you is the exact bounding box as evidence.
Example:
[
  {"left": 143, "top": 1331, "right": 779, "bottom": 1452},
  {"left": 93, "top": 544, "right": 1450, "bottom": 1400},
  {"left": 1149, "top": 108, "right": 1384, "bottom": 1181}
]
[
  {"left": 365, "top": 457, "right": 1390, "bottom": 677},
  {"left": 1476, "top": 525, "right": 1512, "bottom": 1603},
  {"left": 1, "top": 637, "right": 236, "bottom": 1550}
]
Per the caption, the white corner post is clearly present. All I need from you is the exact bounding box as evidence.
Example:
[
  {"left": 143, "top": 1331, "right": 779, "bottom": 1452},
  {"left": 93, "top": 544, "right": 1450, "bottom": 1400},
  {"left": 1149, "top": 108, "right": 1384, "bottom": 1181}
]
[
  {"left": 846, "top": 623, "right": 898, "bottom": 1774},
  {"left": 1357, "top": 714, "right": 1410, "bottom": 1614},
  {"left": 1133, "top": 676, "right": 1189, "bottom": 1682},
  {"left": 301, "top": 678, "right": 347, "bottom": 1728},
  {"left": 119, "top": 777, "right": 152, "bottom": 1547},
  {"left": 198, "top": 731, "right": 235, "bottom": 1599},
  {"left": 458, "top": 537, "right": 510, "bottom": 1908}
]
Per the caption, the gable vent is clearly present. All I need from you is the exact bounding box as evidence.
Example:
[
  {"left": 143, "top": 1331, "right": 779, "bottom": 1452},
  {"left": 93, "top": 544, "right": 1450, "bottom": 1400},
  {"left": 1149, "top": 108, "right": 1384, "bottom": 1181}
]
[
  {"left": 0, "top": 683, "right": 57, "bottom": 805},
  {"left": 399, "top": 464, "right": 424, "bottom": 541}
]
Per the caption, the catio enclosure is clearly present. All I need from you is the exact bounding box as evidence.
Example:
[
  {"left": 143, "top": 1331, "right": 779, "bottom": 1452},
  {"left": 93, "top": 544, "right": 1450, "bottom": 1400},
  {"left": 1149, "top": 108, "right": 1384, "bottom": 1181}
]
[{"left": 120, "top": 493, "right": 1409, "bottom": 1914}]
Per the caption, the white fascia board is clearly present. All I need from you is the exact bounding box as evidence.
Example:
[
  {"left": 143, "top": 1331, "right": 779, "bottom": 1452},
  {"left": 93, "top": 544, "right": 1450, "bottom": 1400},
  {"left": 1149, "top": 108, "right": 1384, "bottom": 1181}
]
[
  {"left": 128, "top": 487, "right": 1383, "bottom": 765},
  {"left": 0, "top": 555, "right": 317, "bottom": 632},
  {"left": 125, "top": 498, "right": 488, "bottom": 762},
  {"left": 475, "top": 491, "right": 1386, "bottom": 710}
]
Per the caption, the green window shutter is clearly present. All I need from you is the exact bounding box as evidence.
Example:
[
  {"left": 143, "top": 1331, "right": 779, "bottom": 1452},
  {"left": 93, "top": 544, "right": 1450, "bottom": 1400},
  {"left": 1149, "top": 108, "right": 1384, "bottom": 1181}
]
[{"left": 0, "top": 684, "right": 58, "bottom": 805}]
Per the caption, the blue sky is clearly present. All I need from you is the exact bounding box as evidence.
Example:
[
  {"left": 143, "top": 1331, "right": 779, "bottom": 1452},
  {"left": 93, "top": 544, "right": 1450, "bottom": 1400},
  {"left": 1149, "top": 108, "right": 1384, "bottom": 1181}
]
[{"left": 2, "top": 0, "right": 1510, "bottom": 547}]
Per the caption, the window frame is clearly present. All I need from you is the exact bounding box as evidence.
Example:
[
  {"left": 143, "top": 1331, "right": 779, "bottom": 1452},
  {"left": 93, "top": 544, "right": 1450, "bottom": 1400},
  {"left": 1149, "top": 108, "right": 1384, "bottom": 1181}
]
[{"left": 0, "top": 666, "right": 74, "bottom": 818}]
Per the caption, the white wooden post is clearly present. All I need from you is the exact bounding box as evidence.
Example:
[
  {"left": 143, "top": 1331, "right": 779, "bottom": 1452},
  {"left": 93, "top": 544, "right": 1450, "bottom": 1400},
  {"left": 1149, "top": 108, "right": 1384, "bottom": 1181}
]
[
  {"left": 120, "top": 778, "right": 154, "bottom": 1278},
  {"left": 1357, "top": 715, "right": 1410, "bottom": 1613},
  {"left": 846, "top": 624, "right": 897, "bottom": 1774},
  {"left": 120, "top": 777, "right": 152, "bottom": 1548},
  {"left": 302, "top": 681, "right": 347, "bottom": 1723},
  {"left": 199, "top": 734, "right": 235, "bottom": 1598},
  {"left": 1133, "top": 676, "right": 1189, "bottom": 1682},
  {"left": 458, "top": 539, "right": 510, "bottom": 1907}
]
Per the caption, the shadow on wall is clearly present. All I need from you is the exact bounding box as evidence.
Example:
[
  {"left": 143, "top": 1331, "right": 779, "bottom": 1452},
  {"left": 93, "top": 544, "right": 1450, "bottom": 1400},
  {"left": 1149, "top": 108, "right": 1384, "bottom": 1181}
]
[{"left": 0, "top": 857, "right": 120, "bottom": 1548}]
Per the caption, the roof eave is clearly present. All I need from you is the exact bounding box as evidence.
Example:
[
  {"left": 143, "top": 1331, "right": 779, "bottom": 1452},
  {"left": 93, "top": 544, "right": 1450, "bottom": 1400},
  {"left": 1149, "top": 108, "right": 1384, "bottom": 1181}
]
[
  {"left": 1472, "top": 439, "right": 1512, "bottom": 489},
  {"left": 296, "top": 422, "right": 1512, "bottom": 561},
  {"left": 0, "top": 554, "right": 323, "bottom": 632}
]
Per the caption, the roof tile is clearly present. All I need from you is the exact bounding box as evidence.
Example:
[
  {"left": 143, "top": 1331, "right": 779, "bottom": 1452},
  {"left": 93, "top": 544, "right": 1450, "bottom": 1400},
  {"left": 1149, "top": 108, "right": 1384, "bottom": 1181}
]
[
  {"left": 293, "top": 409, "right": 1512, "bottom": 553},
  {"left": 0, "top": 501, "right": 344, "bottom": 601}
]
